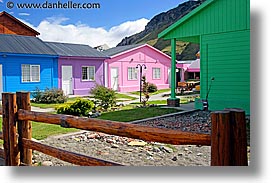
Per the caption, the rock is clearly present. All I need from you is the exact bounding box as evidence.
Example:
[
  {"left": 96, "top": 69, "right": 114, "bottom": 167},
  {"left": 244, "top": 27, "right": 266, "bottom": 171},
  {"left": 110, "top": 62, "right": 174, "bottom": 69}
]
[
  {"left": 178, "top": 153, "right": 183, "bottom": 156},
  {"left": 184, "top": 148, "right": 189, "bottom": 151},
  {"left": 128, "top": 141, "right": 147, "bottom": 147},
  {"left": 111, "top": 144, "right": 119, "bottom": 148},
  {"left": 125, "top": 148, "right": 134, "bottom": 152},
  {"left": 159, "top": 146, "right": 173, "bottom": 153},
  {"left": 197, "top": 153, "right": 203, "bottom": 156},
  {"left": 146, "top": 151, "right": 153, "bottom": 156},
  {"left": 73, "top": 138, "right": 80, "bottom": 142},
  {"left": 87, "top": 134, "right": 97, "bottom": 139},
  {"left": 106, "top": 139, "right": 116, "bottom": 144},
  {"left": 41, "top": 161, "right": 53, "bottom": 166},
  {"left": 153, "top": 147, "right": 160, "bottom": 153},
  {"left": 172, "top": 156, "right": 178, "bottom": 161},
  {"left": 188, "top": 151, "right": 193, "bottom": 154}
]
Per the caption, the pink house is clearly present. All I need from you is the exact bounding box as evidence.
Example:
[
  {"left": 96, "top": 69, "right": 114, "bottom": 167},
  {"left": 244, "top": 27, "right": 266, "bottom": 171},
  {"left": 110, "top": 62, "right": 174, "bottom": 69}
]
[{"left": 103, "top": 44, "right": 171, "bottom": 92}]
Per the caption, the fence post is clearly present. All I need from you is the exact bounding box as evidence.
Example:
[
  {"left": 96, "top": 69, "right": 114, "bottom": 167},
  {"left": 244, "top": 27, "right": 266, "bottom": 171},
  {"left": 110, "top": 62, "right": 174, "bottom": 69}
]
[
  {"left": 16, "top": 92, "right": 32, "bottom": 166},
  {"left": 211, "top": 110, "right": 248, "bottom": 166},
  {"left": 2, "top": 93, "right": 11, "bottom": 166},
  {"left": 211, "top": 110, "right": 231, "bottom": 166},
  {"left": 2, "top": 93, "right": 19, "bottom": 166},
  {"left": 225, "top": 108, "right": 248, "bottom": 166}
]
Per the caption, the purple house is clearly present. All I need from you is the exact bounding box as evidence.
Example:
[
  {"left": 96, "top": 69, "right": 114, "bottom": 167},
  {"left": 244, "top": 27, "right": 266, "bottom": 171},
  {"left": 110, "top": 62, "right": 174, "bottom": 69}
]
[{"left": 45, "top": 42, "right": 108, "bottom": 95}]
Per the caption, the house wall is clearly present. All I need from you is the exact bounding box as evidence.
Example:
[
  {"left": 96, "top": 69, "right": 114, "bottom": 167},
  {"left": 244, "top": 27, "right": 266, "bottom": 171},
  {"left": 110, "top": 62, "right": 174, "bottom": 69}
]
[
  {"left": 0, "top": 54, "right": 58, "bottom": 93},
  {"left": 58, "top": 57, "right": 104, "bottom": 95},
  {"left": 0, "top": 15, "right": 38, "bottom": 36},
  {"left": 163, "top": 0, "right": 250, "bottom": 39},
  {"left": 106, "top": 46, "right": 171, "bottom": 92},
  {"left": 198, "top": 30, "right": 250, "bottom": 113}
]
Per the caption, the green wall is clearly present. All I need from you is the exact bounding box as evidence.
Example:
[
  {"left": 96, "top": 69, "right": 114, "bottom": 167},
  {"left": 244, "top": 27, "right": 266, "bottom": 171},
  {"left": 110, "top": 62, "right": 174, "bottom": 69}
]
[{"left": 200, "top": 30, "right": 250, "bottom": 113}]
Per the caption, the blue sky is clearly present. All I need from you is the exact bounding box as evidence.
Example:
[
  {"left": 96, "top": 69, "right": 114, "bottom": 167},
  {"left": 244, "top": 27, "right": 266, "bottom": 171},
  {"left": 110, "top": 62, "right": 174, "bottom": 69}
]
[{"left": 0, "top": 0, "right": 187, "bottom": 47}]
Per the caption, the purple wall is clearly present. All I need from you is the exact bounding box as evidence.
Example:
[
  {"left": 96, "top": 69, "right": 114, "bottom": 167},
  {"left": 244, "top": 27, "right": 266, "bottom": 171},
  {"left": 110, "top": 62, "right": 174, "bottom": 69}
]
[{"left": 58, "top": 57, "right": 105, "bottom": 95}]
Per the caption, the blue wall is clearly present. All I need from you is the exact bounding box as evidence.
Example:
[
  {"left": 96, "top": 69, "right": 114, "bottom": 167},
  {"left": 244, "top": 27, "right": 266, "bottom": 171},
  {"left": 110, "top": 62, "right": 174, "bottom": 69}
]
[{"left": 0, "top": 54, "right": 58, "bottom": 93}]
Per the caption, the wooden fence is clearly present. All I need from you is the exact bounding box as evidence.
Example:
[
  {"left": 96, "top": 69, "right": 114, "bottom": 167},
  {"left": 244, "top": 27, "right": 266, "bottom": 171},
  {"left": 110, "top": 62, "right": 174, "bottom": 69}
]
[{"left": 0, "top": 92, "right": 248, "bottom": 166}]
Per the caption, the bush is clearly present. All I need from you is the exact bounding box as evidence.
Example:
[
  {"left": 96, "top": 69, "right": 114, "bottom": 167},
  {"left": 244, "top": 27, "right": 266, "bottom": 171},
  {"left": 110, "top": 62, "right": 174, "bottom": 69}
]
[
  {"left": 57, "top": 99, "right": 93, "bottom": 116},
  {"left": 147, "top": 83, "right": 158, "bottom": 93},
  {"left": 90, "top": 85, "right": 116, "bottom": 110},
  {"left": 32, "top": 87, "right": 67, "bottom": 104}
]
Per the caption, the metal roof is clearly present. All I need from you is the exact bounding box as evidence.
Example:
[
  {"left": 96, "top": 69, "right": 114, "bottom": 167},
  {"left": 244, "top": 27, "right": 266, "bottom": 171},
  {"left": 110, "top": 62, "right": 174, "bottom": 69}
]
[
  {"left": 102, "top": 44, "right": 143, "bottom": 57},
  {"left": 45, "top": 42, "right": 108, "bottom": 58},
  {"left": 0, "top": 34, "right": 56, "bottom": 55}
]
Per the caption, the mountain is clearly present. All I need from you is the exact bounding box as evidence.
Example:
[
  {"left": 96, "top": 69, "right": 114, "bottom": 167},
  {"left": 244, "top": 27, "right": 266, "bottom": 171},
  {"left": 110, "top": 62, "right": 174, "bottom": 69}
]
[{"left": 117, "top": 0, "right": 206, "bottom": 60}]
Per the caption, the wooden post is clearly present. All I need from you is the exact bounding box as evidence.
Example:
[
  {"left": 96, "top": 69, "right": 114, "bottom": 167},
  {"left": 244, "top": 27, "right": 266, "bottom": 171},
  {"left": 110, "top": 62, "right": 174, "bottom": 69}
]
[
  {"left": 16, "top": 92, "right": 32, "bottom": 166},
  {"left": 211, "top": 110, "right": 231, "bottom": 166},
  {"left": 8, "top": 93, "right": 19, "bottom": 166},
  {"left": 2, "top": 93, "right": 11, "bottom": 166},
  {"left": 225, "top": 108, "right": 248, "bottom": 166}
]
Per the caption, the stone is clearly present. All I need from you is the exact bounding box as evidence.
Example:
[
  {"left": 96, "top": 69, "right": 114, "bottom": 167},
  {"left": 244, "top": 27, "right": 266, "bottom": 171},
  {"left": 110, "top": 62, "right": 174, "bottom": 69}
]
[
  {"left": 111, "top": 144, "right": 119, "bottom": 148},
  {"left": 87, "top": 134, "right": 97, "bottom": 139},
  {"left": 106, "top": 139, "right": 116, "bottom": 144},
  {"left": 172, "top": 156, "right": 178, "bottom": 161},
  {"left": 197, "top": 153, "right": 203, "bottom": 156},
  {"left": 152, "top": 147, "right": 160, "bottom": 153},
  {"left": 159, "top": 146, "right": 173, "bottom": 153},
  {"left": 41, "top": 161, "right": 53, "bottom": 166},
  {"left": 127, "top": 141, "right": 147, "bottom": 147},
  {"left": 125, "top": 148, "right": 134, "bottom": 152},
  {"left": 184, "top": 148, "right": 189, "bottom": 151},
  {"left": 73, "top": 138, "right": 80, "bottom": 142},
  {"left": 146, "top": 151, "right": 153, "bottom": 156}
]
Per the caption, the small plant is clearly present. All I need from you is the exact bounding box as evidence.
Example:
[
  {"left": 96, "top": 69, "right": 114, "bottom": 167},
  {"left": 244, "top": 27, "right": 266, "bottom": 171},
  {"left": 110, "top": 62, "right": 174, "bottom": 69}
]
[
  {"left": 147, "top": 83, "right": 158, "bottom": 93},
  {"left": 141, "top": 76, "right": 150, "bottom": 107},
  {"left": 90, "top": 85, "right": 116, "bottom": 110},
  {"left": 32, "top": 87, "right": 67, "bottom": 104},
  {"left": 57, "top": 99, "right": 93, "bottom": 117}
]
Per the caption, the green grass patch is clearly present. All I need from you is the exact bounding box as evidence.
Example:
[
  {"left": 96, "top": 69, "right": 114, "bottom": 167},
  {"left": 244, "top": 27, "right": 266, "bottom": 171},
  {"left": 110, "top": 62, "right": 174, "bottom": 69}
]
[
  {"left": 31, "top": 97, "right": 79, "bottom": 109},
  {"left": 130, "top": 88, "right": 170, "bottom": 96},
  {"left": 0, "top": 118, "right": 79, "bottom": 142},
  {"left": 115, "top": 93, "right": 137, "bottom": 101},
  {"left": 98, "top": 107, "right": 180, "bottom": 122},
  {"left": 130, "top": 98, "right": 189, "bottom": 105}
]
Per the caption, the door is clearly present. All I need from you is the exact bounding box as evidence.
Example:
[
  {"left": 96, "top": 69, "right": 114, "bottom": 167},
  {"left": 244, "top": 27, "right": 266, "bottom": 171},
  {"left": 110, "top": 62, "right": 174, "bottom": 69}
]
[
  {"left": 0, "top": 64, "right": 2, "bottom": 99},
  {"left": 110, "top": 67, "right": 119, "bottom": 91},
  {"left": 62, "top": 66, "right": 73, "bottom": 95}
]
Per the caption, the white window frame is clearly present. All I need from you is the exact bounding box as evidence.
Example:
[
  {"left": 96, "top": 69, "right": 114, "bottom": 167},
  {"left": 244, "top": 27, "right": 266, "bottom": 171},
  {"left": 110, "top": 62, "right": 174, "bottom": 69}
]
[
  {"left": 128, "top": 67, "right": 138, "bottom": 80},
  {"left": 82, "top": 66, "right": 95, "bottom": 81},
  {"left": 152, "top": 68, "right": 161, "bottom": 79},
  {"left": 21, "top": 64, "right": 40, "bottom": 83}
]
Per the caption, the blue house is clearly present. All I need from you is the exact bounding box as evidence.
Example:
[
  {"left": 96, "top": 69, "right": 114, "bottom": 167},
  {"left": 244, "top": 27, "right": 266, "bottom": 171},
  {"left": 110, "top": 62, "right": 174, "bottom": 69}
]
[{"left": 0, "top": 34, "right": 58, "bottom": 97}]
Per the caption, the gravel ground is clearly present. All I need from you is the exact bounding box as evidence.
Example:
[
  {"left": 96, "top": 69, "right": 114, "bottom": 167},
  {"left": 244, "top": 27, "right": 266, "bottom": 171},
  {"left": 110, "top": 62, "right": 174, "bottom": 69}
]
[{"left": 31, "top": 111, "right": 250, "bottom": 166}]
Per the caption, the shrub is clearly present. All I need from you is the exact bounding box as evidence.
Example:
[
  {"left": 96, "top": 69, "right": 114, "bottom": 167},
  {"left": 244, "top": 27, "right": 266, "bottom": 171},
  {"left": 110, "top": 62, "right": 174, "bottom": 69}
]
[
  {"left": 90, "top": 85, "right": 116, "bottom": 110},
  {"left": 32, "top": 87, "right": 67, "bottom": 104},
  {"left": 57, "top": 99, "right": 93, "bottom": 116},
  {"left": 147, "top": 83, "right": 158, "bottom": 93}
]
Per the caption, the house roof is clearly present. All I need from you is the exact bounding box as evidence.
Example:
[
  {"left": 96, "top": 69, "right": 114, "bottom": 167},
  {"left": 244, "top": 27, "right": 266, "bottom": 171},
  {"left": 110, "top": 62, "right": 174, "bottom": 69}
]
[
  {"left": 158, "top": 0, "right": 214, "bottom": 39},
  {"left": 103, "top": 44, "right": 171, "bottom": 60},
  {"left": 0, "top": 11, "right": 40, "bottom": 36},
  {"left": 0, "top": 34, "right": 57, "bottom": 56},
  {"left": 45, "top": 42, "right": 108, "bottom": 58},
  {"left": 102, "top": 44, "right": 143, "bottom": 57}
]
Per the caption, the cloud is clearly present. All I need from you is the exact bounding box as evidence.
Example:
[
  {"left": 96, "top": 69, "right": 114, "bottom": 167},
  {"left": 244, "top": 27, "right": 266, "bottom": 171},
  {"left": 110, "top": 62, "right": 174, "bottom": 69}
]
[
  {"left": 0, "top": 0, "right": 3, "bottom": 3},
  {"left": 18, "top": 13, "right": 30, "bottom": 16},
  {"left": 34, "top": 17, "right": 149, "bottom": 48}
]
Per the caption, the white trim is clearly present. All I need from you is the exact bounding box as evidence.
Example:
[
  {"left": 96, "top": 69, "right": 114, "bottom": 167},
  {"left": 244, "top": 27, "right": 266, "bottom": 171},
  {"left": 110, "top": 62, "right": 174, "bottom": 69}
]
[
  {"left": 21, "top": 64, "right": 40, "bottom": 83},
  {"left": 81, "top": 66, "right": 95, "bottom": 81}
]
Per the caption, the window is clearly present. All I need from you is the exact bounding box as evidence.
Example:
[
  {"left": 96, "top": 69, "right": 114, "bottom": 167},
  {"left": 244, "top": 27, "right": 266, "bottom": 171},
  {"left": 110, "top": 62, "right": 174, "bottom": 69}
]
[
  {"left": 153, "top": 68, "right": 161, "bottom": 79},
  {"left": 82, "top": 66, "right": 95, "bottom": 81},
  {"left": 22, "top": 64, "right": 40, "bottom": 82},
  {"left": 128, "top": 67, "right": 138, "bottom": 80}
]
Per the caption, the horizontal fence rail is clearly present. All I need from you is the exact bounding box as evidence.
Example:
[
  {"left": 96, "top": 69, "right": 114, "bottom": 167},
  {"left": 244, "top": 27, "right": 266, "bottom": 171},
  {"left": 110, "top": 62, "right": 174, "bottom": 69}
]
[
  {"left": 17, "top": 109, "right": 211, "bottom": 146},
  {"left": 1, "top": 92, "right": 248, "bottom": 166}
]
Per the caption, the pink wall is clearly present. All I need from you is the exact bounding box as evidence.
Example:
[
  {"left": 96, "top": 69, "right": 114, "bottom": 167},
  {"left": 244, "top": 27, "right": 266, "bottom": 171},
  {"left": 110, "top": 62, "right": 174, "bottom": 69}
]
[{"left": 105, "top": 45, "right": 171, "bottom": 92}]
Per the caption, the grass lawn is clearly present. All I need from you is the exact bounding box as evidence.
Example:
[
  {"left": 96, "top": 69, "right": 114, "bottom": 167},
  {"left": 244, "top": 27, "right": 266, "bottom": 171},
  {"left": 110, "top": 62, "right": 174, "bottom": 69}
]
[
  {"left": 0, "top": 118, "right": 79, "bottom": 142},
  {"left": 130, "top": 98, "right": 190, "bottom": 105},
  {"left": 98, "top": 107, "right": 180, "bottom": 122},
  {"left": 130, "top": 88, "right": 171, "bottom": 96},
  {"left": 115, "top": 93, "right": 137, "bottom": 101}
]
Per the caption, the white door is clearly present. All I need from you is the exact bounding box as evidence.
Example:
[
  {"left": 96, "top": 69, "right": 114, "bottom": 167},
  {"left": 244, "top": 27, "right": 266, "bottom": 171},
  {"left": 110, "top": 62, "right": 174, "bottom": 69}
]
[
  {"left": 0, "top": 65, "right": 2, "bottom": 99},
  {"left": 62, "top": 66, "right": 73, "bottom": 95},
  {"left": 110, "top": 68, "right": 119, "bottom": 91}
]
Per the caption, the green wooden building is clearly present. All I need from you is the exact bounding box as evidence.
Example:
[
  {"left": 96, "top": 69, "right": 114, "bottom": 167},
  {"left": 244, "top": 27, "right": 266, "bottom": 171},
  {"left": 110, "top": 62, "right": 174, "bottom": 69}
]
[{"left": 159, "top": 0, "right": 250, "bottom": 114}]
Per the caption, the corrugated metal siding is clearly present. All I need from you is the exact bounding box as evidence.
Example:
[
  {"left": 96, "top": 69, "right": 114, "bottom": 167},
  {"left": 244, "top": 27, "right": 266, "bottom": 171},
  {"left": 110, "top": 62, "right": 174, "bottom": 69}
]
[
  {"left": 164, "top": 0, "right": 250, "bottom": 39},
  {"left": 200, "top": 30, "right": 250, "bottom": 113}
]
